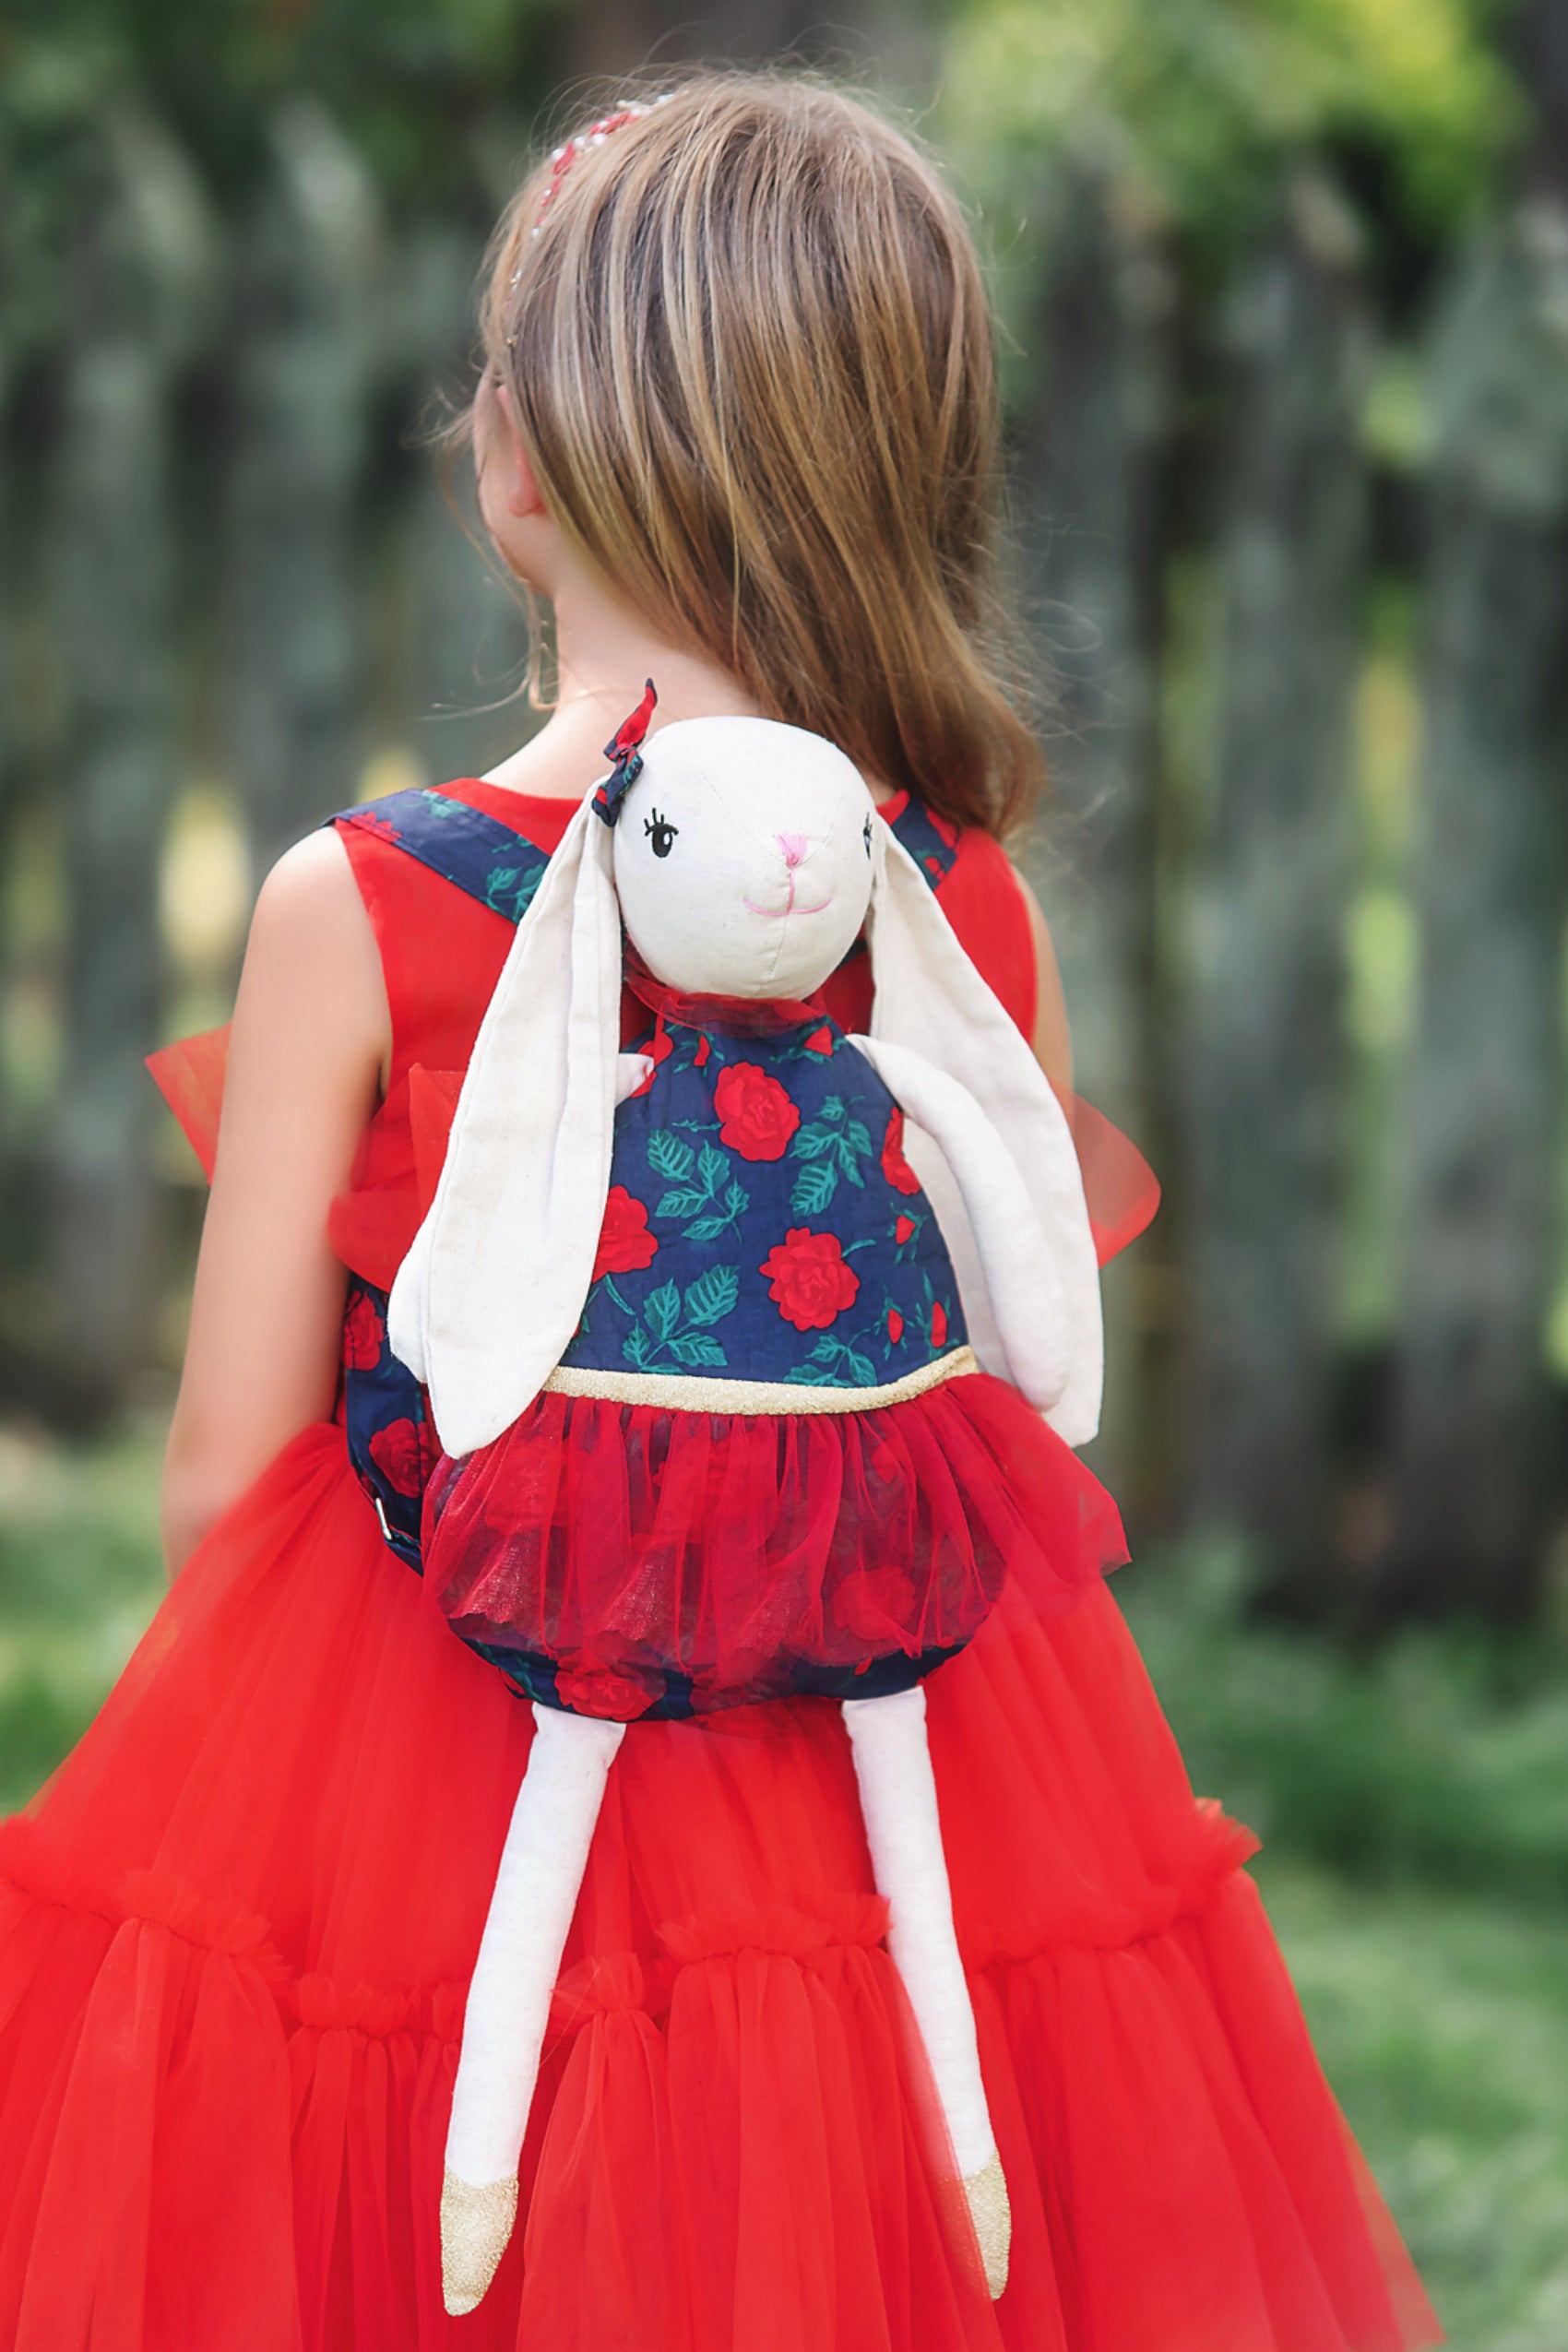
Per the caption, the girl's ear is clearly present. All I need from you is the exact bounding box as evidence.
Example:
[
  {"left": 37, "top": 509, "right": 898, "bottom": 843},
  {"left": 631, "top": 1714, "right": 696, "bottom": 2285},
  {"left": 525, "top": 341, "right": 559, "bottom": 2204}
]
[
  {"left": 865, "top": 825, "right": 1103, "bottom": 1445},
  {"left": 388, "top": 795, "right": 622, "bottom": 1455},
  {"left": 493, "top": 379, "right": 549, "bottom": 520}
]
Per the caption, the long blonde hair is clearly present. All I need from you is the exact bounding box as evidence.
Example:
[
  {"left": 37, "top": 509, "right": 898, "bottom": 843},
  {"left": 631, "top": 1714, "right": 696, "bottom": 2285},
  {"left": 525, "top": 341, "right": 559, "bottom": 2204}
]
[{"left": 466, "top": 71, "right": 1042, "bottom": 839}]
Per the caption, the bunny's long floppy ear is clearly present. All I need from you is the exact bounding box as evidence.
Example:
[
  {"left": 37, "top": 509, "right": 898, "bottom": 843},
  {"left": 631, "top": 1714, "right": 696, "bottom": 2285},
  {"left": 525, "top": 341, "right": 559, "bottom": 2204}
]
[
  {"left": 865, "top": 825, "right": 1103, "bottom": 1446},
  {"left": 388, "top": 793, "right": 622, "bottom": 1457}
]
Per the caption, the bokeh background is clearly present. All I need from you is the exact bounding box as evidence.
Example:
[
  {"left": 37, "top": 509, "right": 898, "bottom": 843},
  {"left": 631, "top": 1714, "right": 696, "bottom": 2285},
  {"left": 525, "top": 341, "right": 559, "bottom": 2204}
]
[{"left": 3, "top": 0, "right": 1568, "bottom": 2340}]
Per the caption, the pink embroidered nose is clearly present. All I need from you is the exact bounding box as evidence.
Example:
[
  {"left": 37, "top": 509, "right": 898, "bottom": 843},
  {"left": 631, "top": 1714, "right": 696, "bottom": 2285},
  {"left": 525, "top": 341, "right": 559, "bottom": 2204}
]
[{"left": 776, "top": 834, "right": 807, "bottom": 868}]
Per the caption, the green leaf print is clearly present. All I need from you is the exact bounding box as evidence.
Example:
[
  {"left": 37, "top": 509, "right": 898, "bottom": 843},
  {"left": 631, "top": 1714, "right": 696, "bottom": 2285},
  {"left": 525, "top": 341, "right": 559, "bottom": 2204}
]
[
  {"left": 648, "top": 1132, "right": 695, "bottom": 1182},
  {"left": 789, "top": 1158, "right": 838, "bottom": 1217},
  {"left": 668, "top": 1333, "right": 728, "bottom": 1368},
  {"left": 784, "top": 1331, "right": 879, "bottom": 1387},
  {"left": 791, "top": 1126, "right": 837, "bottom": 1161},
  {"left": 684, "top": 1265, "right": 739, "bottom": 1326},
  {"left": 789, "top": 1096, "right": 873, "bottom": 1203},
  {"left": 485, "top": 863, "right": 542, "bottom": 921},
  {"left": 645, "top": 1280, "right": 681, "bottom": 1340}
]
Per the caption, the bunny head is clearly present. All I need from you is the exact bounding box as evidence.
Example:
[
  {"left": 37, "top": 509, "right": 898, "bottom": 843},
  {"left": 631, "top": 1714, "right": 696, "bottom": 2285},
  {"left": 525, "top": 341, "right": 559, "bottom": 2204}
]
[
  {"left": 389, "top": 693, "right": 1103, "bottom": 1459},
  {"left": 610, "top": 718, "right": 876, "bottom": 1000}
]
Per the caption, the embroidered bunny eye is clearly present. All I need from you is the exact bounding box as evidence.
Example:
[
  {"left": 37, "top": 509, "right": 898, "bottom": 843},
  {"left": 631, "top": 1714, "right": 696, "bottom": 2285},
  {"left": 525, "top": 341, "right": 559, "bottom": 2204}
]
[
  {"left": 644, "top": 810, "right": 679, "bottom": 859},
  {"left": 862, "top": 815, "right": 873, "bottom": 858}
]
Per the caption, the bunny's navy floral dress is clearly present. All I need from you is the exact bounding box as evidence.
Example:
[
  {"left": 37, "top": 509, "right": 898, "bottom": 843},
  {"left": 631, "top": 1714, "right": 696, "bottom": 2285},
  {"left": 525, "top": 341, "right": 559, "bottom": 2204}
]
[
  {"left": 0, "top": 778, "right": 1438, "bottom": 2352},
  {"left": 422, "top": 954, "right": 1121, "bottom": 1723}
]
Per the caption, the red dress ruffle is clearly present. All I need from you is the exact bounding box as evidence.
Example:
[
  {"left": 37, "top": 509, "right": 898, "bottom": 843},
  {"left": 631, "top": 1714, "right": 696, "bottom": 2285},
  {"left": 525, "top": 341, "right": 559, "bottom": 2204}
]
[
  {"left": 0, "top": 782, "right": 1438, "bottom": 2351},
  {"left": 424, "top": 1373, "right": 1130, "bottom": 1714}
]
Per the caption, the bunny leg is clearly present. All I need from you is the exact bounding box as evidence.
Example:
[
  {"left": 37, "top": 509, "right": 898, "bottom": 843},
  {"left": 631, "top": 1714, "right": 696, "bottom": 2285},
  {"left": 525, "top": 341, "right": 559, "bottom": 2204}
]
[
  {"left": 841, "top": 1685, "right": 1011, "bottom": 2299},
  {"left": 442, "top": 1704, "right": 625, "bottom": 2315}
]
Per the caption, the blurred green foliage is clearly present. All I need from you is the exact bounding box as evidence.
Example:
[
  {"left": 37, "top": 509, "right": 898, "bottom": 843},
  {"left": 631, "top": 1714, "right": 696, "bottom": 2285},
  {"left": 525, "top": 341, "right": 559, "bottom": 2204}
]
[
  {"left": 1121, "top": 1542, "right": 1568, "bottom": 1904},
  {"left": 0, "top": 1422, "right": 165, "bottom": 1811},
  {"left": 0, "top": 0, "right": 555, "bottom": 207},
  {"left": 938, "top": 0, "right": 1523, "bottom": 257}
]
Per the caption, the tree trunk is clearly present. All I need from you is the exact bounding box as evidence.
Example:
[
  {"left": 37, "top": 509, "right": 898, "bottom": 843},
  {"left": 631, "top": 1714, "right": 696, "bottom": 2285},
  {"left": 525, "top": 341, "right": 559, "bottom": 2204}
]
[
  {"left": 42, "top": 112, "right": 214, "bottom": 1418},
  {"left": 392, "top": 221, "right": 535, "bottom": 788},
  {"left": 1380, "top": 198, "right": 1568, "bottom": 1620},
  {"left": 1011, "top": 149, "right": 1173, "bottom": 1512},
  {"left": 222, "top": 100, "right": 381, "bottom": 880},
  {"left": 1179, "top": 174, "right": 1369, "bottom": 1599},
  {"left": 561, "top": 0, "right": 930, "bottom": 82}
]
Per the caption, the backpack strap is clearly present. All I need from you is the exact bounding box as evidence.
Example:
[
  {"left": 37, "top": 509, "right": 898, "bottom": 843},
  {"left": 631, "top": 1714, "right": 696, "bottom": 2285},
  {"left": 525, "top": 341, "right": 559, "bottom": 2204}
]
[
  {"left": 327, "top": 788, "right": 553, "bottom": 922},
  {"left": 325, "top": 786, "right": 552, "bottom": 1571},
  {"left": 327, "top": 784, "right": 956, "bottom": 922},
  {"left": 884, "top": 791, "right": 960, "bottom": 890},
  {"left": 834, "top": 794, "right": 960, "bottom": 971}
]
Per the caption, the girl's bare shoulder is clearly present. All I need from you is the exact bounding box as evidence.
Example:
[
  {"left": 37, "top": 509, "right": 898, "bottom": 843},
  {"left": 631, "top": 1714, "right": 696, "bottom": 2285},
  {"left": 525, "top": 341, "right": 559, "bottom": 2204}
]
[{"left": 231, "top": 825, "right": 388, "bottom": 1087}]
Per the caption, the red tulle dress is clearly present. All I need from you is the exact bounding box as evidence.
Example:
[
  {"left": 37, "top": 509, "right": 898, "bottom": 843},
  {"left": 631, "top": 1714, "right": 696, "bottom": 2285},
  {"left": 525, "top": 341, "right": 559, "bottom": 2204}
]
[{"left": 0, "top": 781, "right": 1441, "bottom": 2352}]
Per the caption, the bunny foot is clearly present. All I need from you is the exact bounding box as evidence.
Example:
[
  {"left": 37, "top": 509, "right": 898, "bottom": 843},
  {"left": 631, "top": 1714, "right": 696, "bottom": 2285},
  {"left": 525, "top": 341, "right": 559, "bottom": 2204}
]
[
  {"left": 441, "top": 2168, "right": 518, "bottom": 2315},
  {"left": 964, "top": 2149, "right": 1012, "bottom": 2299}
]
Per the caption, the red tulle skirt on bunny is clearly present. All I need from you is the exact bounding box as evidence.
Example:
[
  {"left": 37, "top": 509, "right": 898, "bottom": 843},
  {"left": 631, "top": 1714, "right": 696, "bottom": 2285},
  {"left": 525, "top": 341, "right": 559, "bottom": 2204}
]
[
  {"left": 423, "top": 1371, "right": 1129, "bottom": 1716},
  {"left": 0, "top": 786, "right": 1441, "bottom": 2351}
]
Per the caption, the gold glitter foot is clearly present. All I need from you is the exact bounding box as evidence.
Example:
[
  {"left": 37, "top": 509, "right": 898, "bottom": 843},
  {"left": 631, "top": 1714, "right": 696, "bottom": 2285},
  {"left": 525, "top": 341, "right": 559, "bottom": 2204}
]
[
  {"left": 964, "top": 2148, "right": 1011, "bottom": 2299},
  {"left": 441, "top": 2168, "right": 518, "bottom": 2316}
]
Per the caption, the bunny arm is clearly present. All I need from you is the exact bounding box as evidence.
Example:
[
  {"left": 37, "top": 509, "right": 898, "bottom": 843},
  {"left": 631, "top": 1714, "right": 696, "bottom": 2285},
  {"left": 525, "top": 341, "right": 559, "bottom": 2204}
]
[
  {"left": 614, "top": 1051, "right": 656, "bottom": 1106},
  {"left": 845, "top": 1034, "right": 1070, "bottom": 1414}
]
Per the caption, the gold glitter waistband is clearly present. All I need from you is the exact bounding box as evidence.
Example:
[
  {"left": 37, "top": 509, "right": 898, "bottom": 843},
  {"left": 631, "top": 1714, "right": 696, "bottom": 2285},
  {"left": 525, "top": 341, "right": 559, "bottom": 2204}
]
[{"left": 542, "top": 1345, "right": 978, "bottom": 1417}]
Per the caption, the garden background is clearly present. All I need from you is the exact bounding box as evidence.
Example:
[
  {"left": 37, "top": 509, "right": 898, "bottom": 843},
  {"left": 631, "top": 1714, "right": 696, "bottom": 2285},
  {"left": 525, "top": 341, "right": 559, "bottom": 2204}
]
[{"left": 3, "top": 0, "right": 1568, "bottom": 2339}]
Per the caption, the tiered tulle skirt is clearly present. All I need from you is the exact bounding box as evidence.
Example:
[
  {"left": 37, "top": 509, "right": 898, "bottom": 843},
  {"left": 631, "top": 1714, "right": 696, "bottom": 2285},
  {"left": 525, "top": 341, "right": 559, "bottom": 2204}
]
[{"left": 0, "top": 1422, "right": 1440, "bottom": 2350}]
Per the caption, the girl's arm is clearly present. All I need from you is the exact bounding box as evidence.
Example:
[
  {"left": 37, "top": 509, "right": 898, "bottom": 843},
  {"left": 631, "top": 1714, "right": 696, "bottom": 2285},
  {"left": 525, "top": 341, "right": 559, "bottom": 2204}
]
[
  {"left": 160, "top": 829, "right": 388, "bottom": 1575},
  {"left": 1012, "top": 869, "right": 1073, "bottom": 1092}
]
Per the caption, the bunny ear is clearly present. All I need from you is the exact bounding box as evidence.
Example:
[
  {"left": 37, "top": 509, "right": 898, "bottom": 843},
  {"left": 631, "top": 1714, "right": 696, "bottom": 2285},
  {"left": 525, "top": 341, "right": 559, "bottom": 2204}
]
[
  {"left": 387, "top": 793, "right": 622, "bottom": 1457},
  {"left": 865, "top": 824, "right": 1103, "bottom": 1445}
]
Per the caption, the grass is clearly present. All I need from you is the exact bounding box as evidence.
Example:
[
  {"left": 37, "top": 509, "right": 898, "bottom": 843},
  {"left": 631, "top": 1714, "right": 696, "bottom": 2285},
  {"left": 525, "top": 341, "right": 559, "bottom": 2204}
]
[
  {"left": 1249, "top": 1860, "right": 1568, "bottom": 2352},
  {"left": 1116, "top": 1541, "right": 1568, "bottom": 2352},
  {"left": 0, "top": 1415, "right": 168, "bottom": 1812},
  {"left": 0, "top": 1421, "right": 1565, "bottom": 2346}
]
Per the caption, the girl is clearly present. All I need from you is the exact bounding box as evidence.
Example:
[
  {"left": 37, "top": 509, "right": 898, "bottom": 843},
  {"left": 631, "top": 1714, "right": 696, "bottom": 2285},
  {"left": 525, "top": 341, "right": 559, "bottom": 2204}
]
[{"left": 0, "top": 72, "right": 1439, "bottom": 2352}]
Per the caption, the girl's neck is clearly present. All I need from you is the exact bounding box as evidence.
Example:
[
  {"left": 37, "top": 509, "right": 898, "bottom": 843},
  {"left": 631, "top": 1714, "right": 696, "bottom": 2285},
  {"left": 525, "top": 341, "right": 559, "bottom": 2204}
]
[
  {"left": 479, "top": 578, "right": 764, "bottom": 802},
  {"left": 478, "top": 573, "right": 897, "bottom": 804}
]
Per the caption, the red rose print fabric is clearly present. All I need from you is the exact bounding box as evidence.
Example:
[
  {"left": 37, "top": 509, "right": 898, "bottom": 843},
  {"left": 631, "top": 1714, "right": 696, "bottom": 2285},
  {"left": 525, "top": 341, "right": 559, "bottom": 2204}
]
[
  {"left": 714, "top": 1063, "right": 802, "bottom": 1160},
  {"left": 559, "top": 1004, "right": 965, "bottom": 1391},
  {"left": 760, "top": 1229, "right": 861, "bottom": 1330},
  {"left": 368, "top": 1416, "right": 431, "bottom": 1498},
  {"left": 341, "top": 1291, "right": 386, "bottom": 1371},
  {"left": 592, "top": 1186, "right": 659, "bottom": 1282},
  {"left": 881, "top": 1107, "right": 921, "bottom": 1195},
  {"left": 552, "top": 1662, "right": 657, "bottom": 1721}
]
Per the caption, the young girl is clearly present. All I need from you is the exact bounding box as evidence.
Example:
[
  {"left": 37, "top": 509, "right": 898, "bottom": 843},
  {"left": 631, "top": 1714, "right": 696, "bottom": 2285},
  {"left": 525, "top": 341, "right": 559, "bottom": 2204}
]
[{"left": 0, "top": 72, "right": 1439, "bottom": 2352}]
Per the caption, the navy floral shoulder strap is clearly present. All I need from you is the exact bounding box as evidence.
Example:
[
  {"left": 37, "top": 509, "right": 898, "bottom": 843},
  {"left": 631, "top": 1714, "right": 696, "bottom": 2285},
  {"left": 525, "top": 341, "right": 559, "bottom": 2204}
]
[
  {"left": 326, "top": 781, "right": 955, "bottom": 921},
  {"left": 327, "top": 778, "right": 956, "bottom": 1573},
  {"left": 327, "top": 786, "right": 553, "bottom": 921},
  {"left": 885, "top": 792, "right": 960, "bottom": 887}
]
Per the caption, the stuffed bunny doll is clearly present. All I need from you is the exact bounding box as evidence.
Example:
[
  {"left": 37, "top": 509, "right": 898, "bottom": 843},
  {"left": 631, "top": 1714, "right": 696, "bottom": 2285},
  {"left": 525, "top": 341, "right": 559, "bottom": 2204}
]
[{"left": 387, "top": 688, "right": 1105, "bottom": 2316}]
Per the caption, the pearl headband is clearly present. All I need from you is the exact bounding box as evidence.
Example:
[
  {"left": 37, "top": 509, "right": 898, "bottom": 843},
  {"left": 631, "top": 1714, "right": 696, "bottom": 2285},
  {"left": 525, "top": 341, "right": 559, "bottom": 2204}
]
[{"left": 502, "top": 97, "right": 670, "bottom": 350}]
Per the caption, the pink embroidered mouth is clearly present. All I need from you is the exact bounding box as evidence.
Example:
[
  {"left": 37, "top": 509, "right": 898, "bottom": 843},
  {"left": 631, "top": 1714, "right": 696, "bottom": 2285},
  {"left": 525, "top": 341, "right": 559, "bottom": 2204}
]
[{"left": 743, "top": 896, "right": 833, "bottom": 918}]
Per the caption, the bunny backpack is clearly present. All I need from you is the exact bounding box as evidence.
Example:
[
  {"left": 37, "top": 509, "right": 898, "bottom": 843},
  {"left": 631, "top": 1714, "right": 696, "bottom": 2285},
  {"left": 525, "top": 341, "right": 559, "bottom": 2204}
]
[{"left": 389, "top": 688, "right": 1118, "bottom": 2315}]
